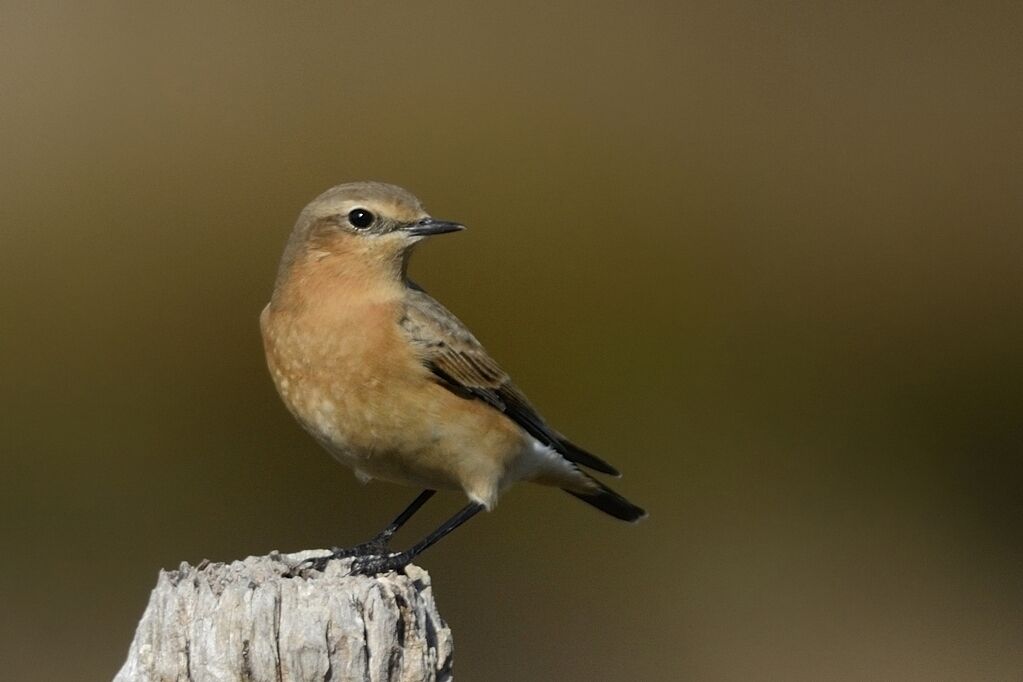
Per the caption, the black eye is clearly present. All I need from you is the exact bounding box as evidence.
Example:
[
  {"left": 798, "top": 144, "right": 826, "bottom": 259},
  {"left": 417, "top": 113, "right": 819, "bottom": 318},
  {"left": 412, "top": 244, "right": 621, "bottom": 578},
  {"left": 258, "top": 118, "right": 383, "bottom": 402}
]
[{"left": 347, "top": 208, "right": 375, "bottom": 229}]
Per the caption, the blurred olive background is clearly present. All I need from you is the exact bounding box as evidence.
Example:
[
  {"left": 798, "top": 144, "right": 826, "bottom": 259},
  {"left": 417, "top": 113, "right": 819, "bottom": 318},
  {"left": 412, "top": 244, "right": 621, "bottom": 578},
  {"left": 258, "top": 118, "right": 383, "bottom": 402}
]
[{"left": 2, "top": 1, "right": 1021, "bottom": 680}]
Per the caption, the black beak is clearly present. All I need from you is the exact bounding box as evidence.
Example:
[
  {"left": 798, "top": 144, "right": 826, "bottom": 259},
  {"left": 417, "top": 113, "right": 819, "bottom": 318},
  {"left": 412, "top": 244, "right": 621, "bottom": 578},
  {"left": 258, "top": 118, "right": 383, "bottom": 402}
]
[{"left": 404, "top": 217, "right": 466, "bottom": 237}]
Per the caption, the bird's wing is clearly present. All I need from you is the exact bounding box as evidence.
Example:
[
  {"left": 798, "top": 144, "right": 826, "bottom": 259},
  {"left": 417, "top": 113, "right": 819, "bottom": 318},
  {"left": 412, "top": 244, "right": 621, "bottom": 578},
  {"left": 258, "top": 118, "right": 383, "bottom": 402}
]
[{"left": 400, "top": 282, "right": 619, "bottom": 476}]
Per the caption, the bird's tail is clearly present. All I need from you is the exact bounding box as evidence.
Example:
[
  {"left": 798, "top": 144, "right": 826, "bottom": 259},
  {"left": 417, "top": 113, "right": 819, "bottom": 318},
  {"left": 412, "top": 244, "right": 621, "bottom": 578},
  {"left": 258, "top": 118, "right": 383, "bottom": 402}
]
[{"left": 564, "top": 476, "right": 647, "bottom": 523}]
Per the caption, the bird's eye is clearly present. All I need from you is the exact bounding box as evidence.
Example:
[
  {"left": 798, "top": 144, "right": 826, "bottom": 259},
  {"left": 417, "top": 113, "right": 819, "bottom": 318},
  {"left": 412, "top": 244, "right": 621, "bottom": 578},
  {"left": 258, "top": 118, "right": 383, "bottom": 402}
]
[{"left": 347, "top": 208, "right": 375, "bottom": 229}]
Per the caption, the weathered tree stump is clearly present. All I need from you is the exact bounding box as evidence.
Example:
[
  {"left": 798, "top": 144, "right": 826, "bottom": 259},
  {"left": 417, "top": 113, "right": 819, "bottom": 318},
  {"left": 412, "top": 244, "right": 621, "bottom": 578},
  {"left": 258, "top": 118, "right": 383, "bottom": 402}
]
[{"left": 114, "top": 550, "right": 453, "bottom": 682}]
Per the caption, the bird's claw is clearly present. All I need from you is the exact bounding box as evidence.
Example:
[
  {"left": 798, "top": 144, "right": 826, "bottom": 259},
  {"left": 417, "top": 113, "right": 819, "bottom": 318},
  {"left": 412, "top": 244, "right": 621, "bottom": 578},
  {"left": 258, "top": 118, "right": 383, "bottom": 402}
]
[
  {"left": 329, "top": 539, "right": 389, "bottom": 558},
  {"left": 348, "top": 552, "right": 412, "bottom": 576},
  {"left": 290, "top": 540, "right": 395, "bottom": 575},
  {"left": 292, "top": 552, "right": 334, "bottom": 574}
]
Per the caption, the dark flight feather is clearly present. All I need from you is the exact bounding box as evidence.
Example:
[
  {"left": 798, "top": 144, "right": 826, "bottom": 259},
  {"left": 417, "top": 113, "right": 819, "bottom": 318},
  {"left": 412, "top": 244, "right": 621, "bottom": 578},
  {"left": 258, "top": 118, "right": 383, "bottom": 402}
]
[{"left": 400, "top": 283, "right": 621, "bottom": 477}]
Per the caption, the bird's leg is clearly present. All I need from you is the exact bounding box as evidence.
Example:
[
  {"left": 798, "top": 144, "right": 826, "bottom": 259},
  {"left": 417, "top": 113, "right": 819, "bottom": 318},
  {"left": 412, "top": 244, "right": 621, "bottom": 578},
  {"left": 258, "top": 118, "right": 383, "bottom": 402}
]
[
  {"left": 330, "top": 489, "right": 437, "bottom": 557},
  {"left": 349, "top": 501, "right": 484, "bottom": 576},
  {"left": 298, "top": 490, "right": 438, "bottom": 573},
  {"left": 370, "top": 488, "right": 438, "bottom": 547}
]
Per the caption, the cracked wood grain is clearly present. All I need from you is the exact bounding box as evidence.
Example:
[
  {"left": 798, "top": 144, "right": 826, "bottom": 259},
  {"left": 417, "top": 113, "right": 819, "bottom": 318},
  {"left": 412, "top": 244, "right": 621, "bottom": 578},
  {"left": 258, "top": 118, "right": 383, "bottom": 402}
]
[{"left": 114, "top": 550, "right": 453, "bottom": 682}]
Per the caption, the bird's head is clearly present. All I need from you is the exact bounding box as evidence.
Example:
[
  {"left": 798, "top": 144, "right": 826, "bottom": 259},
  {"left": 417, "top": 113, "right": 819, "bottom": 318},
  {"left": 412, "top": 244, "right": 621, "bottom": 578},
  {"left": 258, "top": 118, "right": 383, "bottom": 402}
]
[{"left": 280, "top": 182, "right": 464, "bottom": 277}]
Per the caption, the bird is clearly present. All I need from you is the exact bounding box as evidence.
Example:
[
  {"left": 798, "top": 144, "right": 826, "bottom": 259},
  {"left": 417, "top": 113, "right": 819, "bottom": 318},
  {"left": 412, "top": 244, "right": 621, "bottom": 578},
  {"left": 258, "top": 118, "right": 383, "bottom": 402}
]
[{"left": 261, "top": 181, "right": 645, "bottom": 574}]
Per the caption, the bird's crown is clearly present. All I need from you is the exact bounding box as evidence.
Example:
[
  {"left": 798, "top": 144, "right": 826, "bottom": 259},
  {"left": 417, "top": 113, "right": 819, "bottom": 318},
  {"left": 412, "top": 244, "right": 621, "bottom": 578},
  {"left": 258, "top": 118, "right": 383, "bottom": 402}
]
[{"left": 300, "top": 181, "right": 428, "bottom": 229}]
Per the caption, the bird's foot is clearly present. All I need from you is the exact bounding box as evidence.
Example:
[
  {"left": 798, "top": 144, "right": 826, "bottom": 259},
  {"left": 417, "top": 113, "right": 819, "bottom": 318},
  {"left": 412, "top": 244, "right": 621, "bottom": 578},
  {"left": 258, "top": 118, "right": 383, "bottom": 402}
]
[
  {"left": 292, "top": 541, "right": 390, "bottom": 574},
  {"left": 292, "top": 552, "right": 333, "bottom": 574},
  {"left": 348, "top": 551, "right": 413, "bottom": 576},
  {"left": 327, "top": 539, "right": 390, "bottom": 558}
]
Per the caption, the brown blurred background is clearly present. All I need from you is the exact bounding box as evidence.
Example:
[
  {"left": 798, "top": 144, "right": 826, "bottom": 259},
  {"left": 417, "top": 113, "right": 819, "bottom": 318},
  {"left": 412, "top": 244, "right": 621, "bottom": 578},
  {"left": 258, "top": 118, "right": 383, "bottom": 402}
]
[{"left": 2, "top": 1, "right": 1021, "bottom": 680}]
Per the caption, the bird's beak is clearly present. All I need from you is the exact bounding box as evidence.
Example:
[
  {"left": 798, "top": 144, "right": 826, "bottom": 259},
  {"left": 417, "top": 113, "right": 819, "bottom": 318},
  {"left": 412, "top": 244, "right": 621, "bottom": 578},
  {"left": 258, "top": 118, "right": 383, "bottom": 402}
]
[{"left": 403, "top": 217, "right": 466, "bottom": 237}]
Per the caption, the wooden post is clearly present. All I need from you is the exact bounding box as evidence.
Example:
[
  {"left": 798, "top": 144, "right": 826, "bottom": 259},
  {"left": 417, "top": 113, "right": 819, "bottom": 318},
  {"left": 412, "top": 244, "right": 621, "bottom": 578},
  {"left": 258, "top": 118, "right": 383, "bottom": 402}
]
[{"left": 114, "top": 550, "right": 453, "bottom": 682}]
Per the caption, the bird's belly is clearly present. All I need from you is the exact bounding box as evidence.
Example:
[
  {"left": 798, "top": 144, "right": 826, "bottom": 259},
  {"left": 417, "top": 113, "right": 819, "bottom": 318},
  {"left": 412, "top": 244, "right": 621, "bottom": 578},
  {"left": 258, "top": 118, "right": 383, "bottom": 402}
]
[
  {"left": 277, "top": 361, "right": 496, "bottom": 478},
  {"left": 263, "top": 309, "right": 525, "bottom": 506},
  {"left": 281, "top": 373, "right": 433, "bottom": 472},
  {"left": 295, "top": 375, "right": 526, "bottom": 504}
]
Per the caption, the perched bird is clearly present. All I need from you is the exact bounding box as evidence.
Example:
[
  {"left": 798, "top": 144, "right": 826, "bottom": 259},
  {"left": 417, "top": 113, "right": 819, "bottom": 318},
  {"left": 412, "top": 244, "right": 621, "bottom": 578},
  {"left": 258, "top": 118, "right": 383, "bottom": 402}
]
[{"left": 261, "top": 182, "right": 645, "bottom": 574}]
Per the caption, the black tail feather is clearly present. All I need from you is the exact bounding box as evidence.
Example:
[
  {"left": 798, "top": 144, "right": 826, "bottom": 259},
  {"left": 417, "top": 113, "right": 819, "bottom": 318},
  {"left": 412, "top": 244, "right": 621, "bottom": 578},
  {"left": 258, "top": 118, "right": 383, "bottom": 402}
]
[
  {"left": 557, "top": 438, "right": 621, "bottom": 477},
  {"left": 565, "top": 479, "right": 646, "bottom": 523}
]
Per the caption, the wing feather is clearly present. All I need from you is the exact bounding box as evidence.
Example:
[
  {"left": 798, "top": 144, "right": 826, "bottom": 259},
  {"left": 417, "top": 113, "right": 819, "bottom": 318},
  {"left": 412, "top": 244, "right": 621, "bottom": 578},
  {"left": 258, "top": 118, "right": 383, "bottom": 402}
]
[{"left": 400, "top": 283, "right": 620, "bottom": 477}]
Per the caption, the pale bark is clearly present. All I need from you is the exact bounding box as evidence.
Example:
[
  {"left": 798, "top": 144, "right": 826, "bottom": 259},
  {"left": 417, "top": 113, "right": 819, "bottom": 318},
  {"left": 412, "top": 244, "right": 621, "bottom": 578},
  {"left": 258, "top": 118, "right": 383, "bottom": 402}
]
[{"left": 114, "top": 550, "right": 453, "bottom": 682}]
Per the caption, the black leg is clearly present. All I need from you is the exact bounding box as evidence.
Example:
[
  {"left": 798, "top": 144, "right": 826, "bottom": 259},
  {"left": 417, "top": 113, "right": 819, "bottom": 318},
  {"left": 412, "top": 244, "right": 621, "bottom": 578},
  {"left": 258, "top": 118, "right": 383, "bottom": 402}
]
[
  {"left": 373, "top": 489, "right": 437, "bottom": 544},
  {"left": 350, "top": 502, "right": 484, "bottom": 575},
  {"left": 327, "top": 489, "right": 438, "bottom": 557},
  {"left": 298, "top": 490, "right": 438, "bottom": 572}
]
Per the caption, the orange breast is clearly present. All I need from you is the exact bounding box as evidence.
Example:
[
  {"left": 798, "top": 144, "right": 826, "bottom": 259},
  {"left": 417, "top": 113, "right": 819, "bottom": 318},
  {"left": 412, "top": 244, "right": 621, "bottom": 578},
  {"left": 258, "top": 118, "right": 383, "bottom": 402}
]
[{"left": 261, "top": 255, "right": 525, "bottom": 505}]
